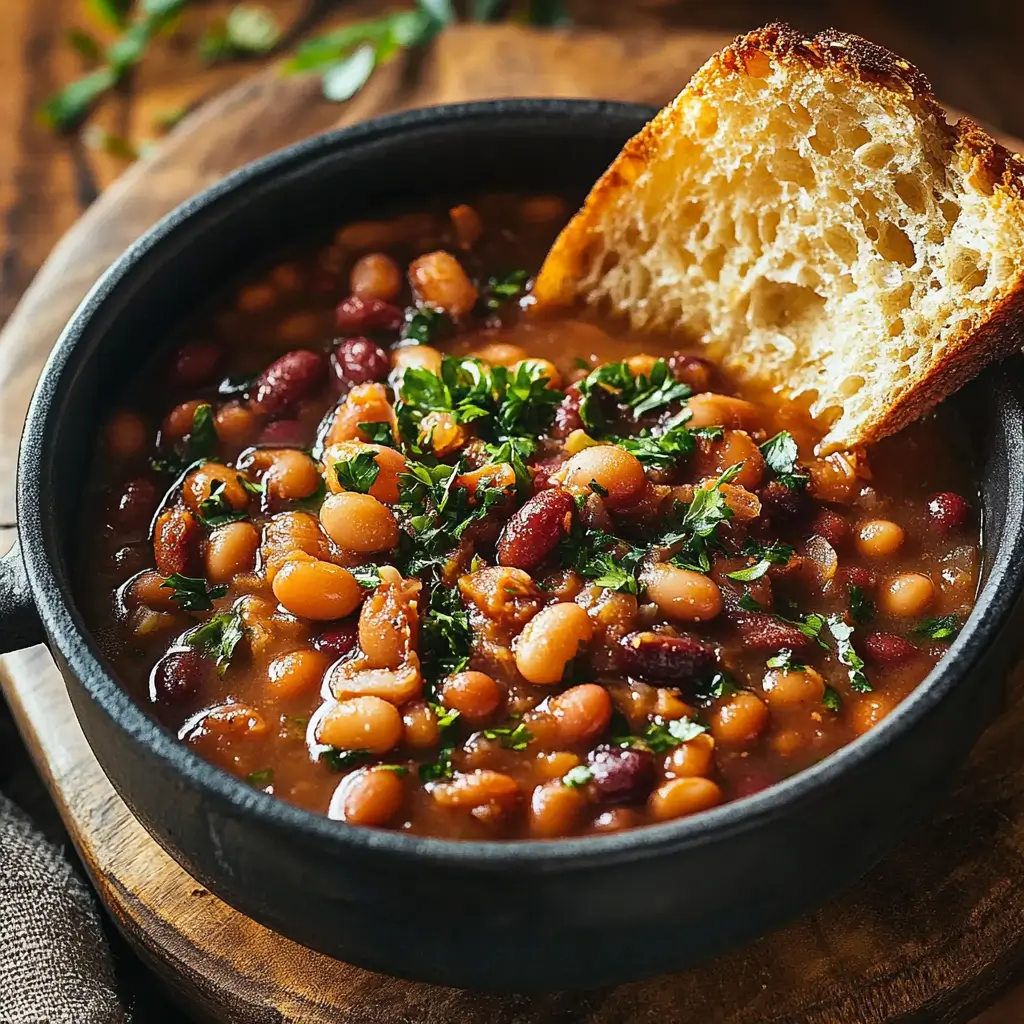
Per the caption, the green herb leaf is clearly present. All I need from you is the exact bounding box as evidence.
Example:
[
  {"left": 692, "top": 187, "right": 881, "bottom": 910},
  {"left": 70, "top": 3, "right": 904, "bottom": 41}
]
[
  {"left": 187, "top": 403, "right": 218, "bottom": 461},
  {"left": 483, "top": 268, "right": 530, "bottom": 309},
  {"left": 421, "top": 586, "right": 472, "bottom": 682},
  {"left": 641, "top": 717, "right": 706, "bottom": 753},
  {"left": 184, "top": 609, "right": 246, "bottom": 675},
  {"left": 84, "top": 0, "right": 131, "bottom": 30},
  {"left": 358, "top": 421, "right": 399, "bottom": 448},
  {"left": 246, "top": 768, "right": 274, "bottom": 788},
  {"left": 375, "top": 763, "right": 410, "bottom": 775},
  {"left": 727, "top": 539, "right": 794, "bottom": 581},
  {"left": 695, "top": 672, "right": 737, "bottom": 702},
  {"left": 766, "top": 648, "right": 805, "bottom": 672},
  {"left": 351, "top": 565, "right": 382, "bottom": 589},
  {"left": 562, "top": 764, "right": 593, "bottom": 788},
  {"left": 67, "top": 28, "right": 104, "bottom": 65},
  {"left": 914, "top": 615, "right": 960, "bottom": 641},
  {"left": 759, "top": 431, "right": 809, "bottom": 492},
  {"left": 37, "top": 66, "right": 117, "bottom": 131},
  {"left": 332, "top": 451, "right": 381, "bottom": 494},
  {"left": 529, "top": 0, "right": 571, "bottom": 25},
  {"left": 578, "top": 359, "right": 690, "bottom": 433},
  {"left": 419, "top": 703, "right": 460, "bottom": 783},
  {"left": 197, "top": 480, "right": 247, "bottom": 528},
  {"left": 738, "top": 593, "right": 763, "bottom": 612},
  {"left": 226, "top": 4, "right": 281, "bottom": 54},
  {"left": 322, "top": 43, "right": 378, "bottom": 102},
  {"left": 321, "top": 747, "right": 372, "bottom": 772},
  {"left": 401, "top": 308, "right": 448, "bottom": 345},
  {"left": 482, "top": 721, "right": 533, "bottom": 751},
  {"left": 161, "top": 574, "right": 228, "bottom": 612},
  {"left": 614, "top": 420, "right": 696, "bottom": 469},
  {"left": 821, "top": 686, "right": 842, "bottom": 712},
  {"left": 849, "top": 584, "right": 875, "bottom": 623},
  {"left": 827, "top": 615, "right": 871, "bottom": 692}
]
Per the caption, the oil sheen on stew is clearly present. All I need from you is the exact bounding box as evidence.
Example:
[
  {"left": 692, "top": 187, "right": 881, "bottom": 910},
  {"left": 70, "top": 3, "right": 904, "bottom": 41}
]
[{"left": 78, "top": 194, "right": 980, "bottom": 839}]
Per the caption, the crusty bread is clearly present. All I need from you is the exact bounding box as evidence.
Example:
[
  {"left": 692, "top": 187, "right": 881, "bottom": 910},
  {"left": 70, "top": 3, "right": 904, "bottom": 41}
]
[{"left": 532, "top": 23, "right": 1024, "bottom": 452}]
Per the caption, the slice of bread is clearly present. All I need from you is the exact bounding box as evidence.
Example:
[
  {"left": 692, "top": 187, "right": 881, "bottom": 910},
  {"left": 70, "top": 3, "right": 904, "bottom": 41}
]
[{"left": 532, "top": 23, "right": 1024, "bottom": 452}]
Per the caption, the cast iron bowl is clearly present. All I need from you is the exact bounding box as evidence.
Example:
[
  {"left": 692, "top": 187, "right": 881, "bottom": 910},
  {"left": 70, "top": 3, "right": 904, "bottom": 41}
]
[{"left": 2, "top": 100, "right": 1024, "bottom": 991}]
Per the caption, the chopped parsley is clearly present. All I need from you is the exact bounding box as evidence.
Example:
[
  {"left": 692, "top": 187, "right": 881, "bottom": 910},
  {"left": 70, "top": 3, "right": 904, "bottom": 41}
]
[
  {"left": 482, "top": 721, "right": 533, "bottom": 750},
  {"left": 612, "top": 716, "right": 707, "bottom": 753},
  {"left": 578, "top": 359, "right": 691, "bottom": 433},
  {"left": 759, "top": 431, "right": 808, "bottom": 492},
  {"left": 351, "top": 565, "right": 383, "bottom": 589},
  {"left": 827, "top": 615, "right": 871, "bottom": 692},
  {"left": 246, "top": 768, "right": 274, "bottom": 788},
  {"left": 613, "top": 417, "right": 699, "bottom": 469},
  {"left": 766, "top": 648, "right": 805, "bottom": 672},
  {"left": 726, "top": 539, "right": 794, "bottom": 581},
  {"left": 665, "top": 463, "right": 743, "bottom": 573},
  {"left": 374, "top": 764, "right": 410, "bottom": 775},
  {"left": 738, "top": 593, "right": 764, "bottom": 612},
  {"left": 914, "top": 615, "right": 960, "bottom": 641},
  {"left": 694, "top": 672, "right": 738, "bottom": 702},
  {"left": 161, "top": 573, "right": 227, "bottom": 612},
  {"left": 402, "top": 307, "right": 448, "bottom": 345},
  {"left": 187, "top": 403, "right": 219, "bottom": 462},
  {"left": 420, "top": 587, "right": 472, "bottom": 684},
  {"left": 849, "top": 584, "right": 875, "bottom": 623},
  {"left": 321, "top": 748, "right": 372, "bottom": 772},
  {"left": 562, "top": 764, "right": 593, "bottom": 788},
  {"left": 332, "top": 450, "right": 380, "bottom": 493},
  {"left": 183, "top": 609, "right": 246, "bottom": 676},
  {"left": 483, "top": 269, "right": 530, "bottom": 309},
  {"left": 197, "top": 480, "right": 247, "bottom": 528},
  {"left": 418, "top": 703, "right": 461, "bottom": 782},
  {"left": 358, "top": 421, "right": 399, "bottom": 448},
  {"left": 821, "top": 686, "right": 842, "bottom": 712}
]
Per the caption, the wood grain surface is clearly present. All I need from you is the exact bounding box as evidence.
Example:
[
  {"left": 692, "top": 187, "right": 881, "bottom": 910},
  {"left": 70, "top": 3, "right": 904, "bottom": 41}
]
[{"left": 4, "top": 6, "right": 1024, "bottom": 1023}]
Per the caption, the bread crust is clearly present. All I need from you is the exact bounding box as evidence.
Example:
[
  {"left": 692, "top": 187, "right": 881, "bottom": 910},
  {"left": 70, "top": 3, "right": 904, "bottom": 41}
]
[{"left": 533, "top": 23, "right": 1024, "bottom": 452}]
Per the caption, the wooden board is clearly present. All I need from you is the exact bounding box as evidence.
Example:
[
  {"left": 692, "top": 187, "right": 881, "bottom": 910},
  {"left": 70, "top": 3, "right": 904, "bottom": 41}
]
[{"left": 4, "top": 22, "right": 1024, "bottom": 1024}]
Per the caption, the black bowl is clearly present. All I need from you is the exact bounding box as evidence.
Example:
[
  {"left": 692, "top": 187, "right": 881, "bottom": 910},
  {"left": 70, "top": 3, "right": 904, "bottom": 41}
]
[{"left": 3, "top": 100, "right": 1024, "bottom": 991}]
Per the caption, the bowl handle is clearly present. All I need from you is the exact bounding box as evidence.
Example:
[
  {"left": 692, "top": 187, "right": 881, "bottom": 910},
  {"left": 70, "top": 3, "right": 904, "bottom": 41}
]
[{"left": 0, "top": 537, "right": 44, "bottom": 652}]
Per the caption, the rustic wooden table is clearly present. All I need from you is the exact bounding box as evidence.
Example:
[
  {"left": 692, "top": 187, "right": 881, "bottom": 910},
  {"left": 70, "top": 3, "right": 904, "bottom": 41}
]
[{"left": 2, "top": 1, "right": 1024, "bottom": 1021}]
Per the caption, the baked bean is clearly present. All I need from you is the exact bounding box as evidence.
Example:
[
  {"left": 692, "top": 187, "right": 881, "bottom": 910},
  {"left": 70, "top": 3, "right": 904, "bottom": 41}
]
[
  {"left": 408, "top": 251, "right": 478, "bottom": 316},
  {"left": 430, "top": 770, "right": 520, "bottom": 823},
  {"left": 762, "top": 666, "right": 826, "bottom": 707},
  {"left": 350, "top": 253, "right": 403, "bottom": 302},
  {"left": 877, "top": 572, "right": 936, "bottom": 618},
  {"left": 590, "top": 807, "right": 642, "bottom": 833},
  {"left": 449, "top": 203, "right": 482, "bottom": 249},
  {"left": 668, "top": 353, "right": 714, "bottom": 391},
  {"left": 662, "top": 733, "right": 716, "bottom": 778},
  {"left": 236, "top": 281, "right": 277, "bottom": 313},
  {"left": 326, "top": 382, "right": 396, "bottom": 445},
  {"left": 560, "top": 445, "right": 646, "bottom": 509},
  {"left": 648, "top": 777, "right": 723, "bottom": 821},
  {"left": 106, "top": 411, "right": 147, "bottom": 459},
  {"left": 332, "top": 337, "right": 390, "bottom": 390},
  {"left": 261, "top": 511, "right": 332, "bottom": 582},
  {"left": 709, "top": 691, "right": 769, "bottom": 746},
  {"left": 267, "top": 650, "right": 330, "bottom": 701},
  {"left": 441, "top": 671, "right": 502, "bottom": 723},
  {"left": 319, "top": 492, "right": 399, "bottom": 554},
  {"left": 329, "top": 767, "right": 404, "bottom": 826},
  {"left": 626, "top": 354, "right": 659, "bottom": 376},
  {"left": 549, "top": 683, "right": 612, "bottom": 747},
  {"left": 150, "top": 649, "right": 205, "bottom": 704},
  {"left": 468, "top": 342, "right": 527, "bottom": 367},
  {"left": 515, "top": 603, "right": 594, "bottom": 684},
  {"left": 587, "top": 746, "right": 655, "bottom": 802},
  {"left": 685, "top": 393, "right": 760, "bottom": 430},
  {"left": 128, "top": 570, "right": 178, "bottom": 613},
  {"left": 357, "top": 577, "right": 420, "bottom": 670},
  {"left": 335, "top": 296, "right": 404, "bottom": 334},
  {"left": 270, "top": 263, "right": 303, "bottom": 292},
  {"left": 419, "top": 411, "right": 469, "bottom": 457},
  {"left": 258, "top": 449, "right": 321, "bottom": 502},
  {"left": 510, "top": 358, "right": 562, "bottom": 389},
  {"left": 808, "top": 452, "right": 862, "bottom": 504},
  {"left": 529, "top": 780, "right": 587, "bottom": 838},
  {"left": 252, "top": 350, "right": 326, "bottom": 417},
  {"left": 856, "top": 519, "right": 905, "bottom": 558},
  {"left": 532, "top": 750, "right": 581, "bottom": 782},
  {"left": 391, "top": 344, "right": 443, "bottom": 376},
  {"left": 182, "top": 463, "right": 250, "bottom": 515},
  {"left": 323, "top": 441, "right": 406, "bottom": 504},
  {"left": 927, "top": 491, "right": 971, "bottom": 533},
  {"left": 316, "top": 621, "right": 359, "bottom": 661},
  {"left": 402, "top": 701, "right": 440, "bottom": 748},
  {"left": 108, "top": 477, "right": 158, "bottom": 533},
  {"left": 850, "top": 692, "right": 897, "bottom": 736},
  {"left": 330, "top": 661, "right": 422, "bottom": 705},
  {"left": 196, "top": 703, "right": 268, "bottom": 738},
  {"left": 162, "top": 400, "right": 204, "bottom": 443},
  {"left": 318, "top": 695, "right": 403, "bottom": 752},
  {"left": 205, "top": 521, "right": 259, "bottom": 583},
  {"left": 644, "top": 563, "right": 723, "bottom": 623},
  {"left": 271, "top": 558, "right": 362, "bottom": 620},
  {"left": 171, "top": 341, "right": 220, "bottom": 387},
  {"left": 214, "top": 402, "right": 258, "bottom": 447},
  {"left": 694, "top": 430, "right": 765, "bottom": 490}
]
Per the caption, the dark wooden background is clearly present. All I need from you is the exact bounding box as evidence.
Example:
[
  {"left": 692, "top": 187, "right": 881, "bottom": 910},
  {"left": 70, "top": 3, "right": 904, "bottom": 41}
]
[{"left": 2, "top": 1, "right": 1024, "bottom": 1020}]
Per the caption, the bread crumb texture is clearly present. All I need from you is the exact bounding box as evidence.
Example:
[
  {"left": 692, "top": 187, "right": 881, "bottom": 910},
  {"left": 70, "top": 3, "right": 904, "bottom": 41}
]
[{"left": 533, "top": 23, "right": 1024, "bottom": 451}]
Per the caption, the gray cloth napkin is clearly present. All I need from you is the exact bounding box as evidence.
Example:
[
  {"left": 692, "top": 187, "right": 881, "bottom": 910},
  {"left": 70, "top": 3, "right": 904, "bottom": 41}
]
[{"left": 0, "top": 793, "right": 124, "bottom": 1024}]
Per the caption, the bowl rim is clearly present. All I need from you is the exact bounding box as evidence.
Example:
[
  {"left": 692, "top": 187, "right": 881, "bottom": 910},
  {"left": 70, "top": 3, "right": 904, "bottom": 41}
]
[{"left": 18, "top": 97, "right": 1024, "bottom": 869}]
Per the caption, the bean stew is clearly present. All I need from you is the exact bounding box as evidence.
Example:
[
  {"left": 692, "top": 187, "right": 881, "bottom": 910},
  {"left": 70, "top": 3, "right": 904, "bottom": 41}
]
[{"left": 78, "top": 194, "right": 980, "bottom": 839}]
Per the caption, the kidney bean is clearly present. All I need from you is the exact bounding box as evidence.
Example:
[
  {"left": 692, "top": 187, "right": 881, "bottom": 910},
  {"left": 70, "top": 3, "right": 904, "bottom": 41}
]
[
  {"left": 587, "top": 746, "right": 656, "bottom": 804},
  {"left": 257, "top": 419, "right": 308, "bottom": 447},
  {"left": 149, "top": 649, "right": 205, "bottom": 704},
  {"left": 757, "top": 479, "right": 806, "bottom": 521},
  {"left": 552, "top": 383, "right": 585, "bottom": 439},
  {"left": 154, "top": 507, "right": 201, "bottom": 577},
  {"left": 315, "top": 621, "right": 360, "bottom": 661},
  {"left": 529, "top": 454, "right": 565, "bottom": 493},
  {"left": 617, "top": 631, "right": 718, "bottom": 684},
  {"left": 497, "top": 488, "right": 574, "bottom": 571},
  {"left": 862, "top": 631, "right": 919, "bottom": 664},
  {"left": 927, "top": 491, "right": 971, "bottom": 533},
  {"left": 811, "top": 509, "right": 850, "bottom": 547},
  {"left": 108, "top": 477, "right": 158, "bottom": 533},
  {"left": 331, "top": 337, "right": 390, "bottom": 391},
  {"left": 730, "top": 612, "right": 812, "bottom": 653},
  {"left": 170, "top": 340, "right": 221, "bottom": 388},
  {"left": 668, "top": 353, "right": 714, "bottom": 391},
  {"left": 335, "top": 296, "right": 403, "bottom": 334},
  {"left": 252, "top": 350, "right": 326, "bottom": 418},
  {"left": 838, "top": 565, "right": 878, "bottom": 591}
]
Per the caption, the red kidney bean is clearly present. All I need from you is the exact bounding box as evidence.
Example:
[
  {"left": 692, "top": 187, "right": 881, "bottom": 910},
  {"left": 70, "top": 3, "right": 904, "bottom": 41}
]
[
  {"left": 730, "top": 612, "right": 812, "bottom": 652},
  {"left": 149, "top": 649, "right": 205, "bottom": 704},
  {"left": 811, "top": 509, "right": 850, "bottom": 547},
  {"left": 667, "top": 353, "right": 714, "bottom": 391},
  {"left": 316, "top": 621, "right": 359, "bottom": 661},
  {"left": 551, "top": 383, "right": 585, "bottom": 439},
  {"left": 529, "top": 454, "right": 564, "bottom": 493},
  {"left": 170, "top": 340, "right": 221, "bottom": 388},
  {"left": 109, "top": 477, "right": 158, "bottom": 533},
  {"left": 617, "top": 631, "right": 718, "bottom": 683},
  {"left": 497, "top": 488, "right": 575, "bottom": 570},
  {"left": 252, "top": 350, "right": 325, "bottom": 418},
  {"left": 730, "top": 766, "right": 774, "bottom": 799},
  {"left": 927, "top": 491, "right": 971, "bottom": 533},
  {"left": 863, "top": 631, "right": 919, "bottom": 664},
  {"left": 331, "top": 337, "right": 390, "bottom": 391},
  {"left": 257, "top": 419, "right": 309, "bottom": 447},
  {"left": 587, "top": 746, "right": 656, "bottom": 804},
  {"left": 757, "top": 479, "right": 806, "bottom": 521},
  {"left": 838, "top": 565, "right": 878, "bottom": 591},
  {"left": 154, "top": 507, "right": 201, "bottom": 578},
  {"left": 335, "top": 296, "right": 403, "bottom": 334}
]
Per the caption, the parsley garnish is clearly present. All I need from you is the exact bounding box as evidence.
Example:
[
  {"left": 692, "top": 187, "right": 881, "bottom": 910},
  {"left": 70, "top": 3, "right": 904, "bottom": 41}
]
[
  {"left": 351, "top": 565, "right": 382, "bottom": 589},
  {"left": 187, "top": 403, "right": 219, "bottom": 462},
  {"left": 562, "top": 765, "right": 593, "bottom": 788},
  {"left": 483, "top": 269, "right": 530, "bottom": 309},
  {"left": 665, "top": 463, "right": 743, "bottom": 573},
  {"left": 482, "top": 721, "right": 533, "bottom": 750},
  {"left": 759, "top": 431, "right": 808, "bottom": 492},
  {"left": 321, "top": 748, "right": 372, "bottom": 772},
  {"left": 641, "top": 717, "right": 706, "bottom": 752},
  {"left": 738, "top": 593, "right": 764, "bottom": 612},
  {"left": 161, "top": 573, "right": 227, "bottom": 612},
  {"left": 420, "top": 587, "right": 472, "bottom": 684},
  {"left": 766, "top": 648, "right": 805, "bottom": 672},
  {"left": 401, "top": 308, "right": 448, "bottom": 345},
  {"left": 614, "top": 418, "right": 697, "bottom": 469},
  {"left": 197, "top": 480, "right": 247, "bottom": 528},
  {"left": 694, "top": 672, "right": 738, "bottom": 702},
  {"left": 358, "top": 421, "right": 399, "bottom": 448},
  {"left": 914, "top": 615, "right": 960, "bottom": 641},
  {"left": 849, "top": 584, "right": 875, "bottom": 623},
  {"left": 418, "top": 703, "right": 461, "bottom": 782},
  {"left": 821, "top": 686, "right": 842, "bottom": 712},
  {"left": 726, "top": 539, "right": 794, "bottom": 581},
  {"left": 246, "top": 768, "right": 274, "bottom": 788},
  {"left": 578, "top": 359, "right": 691, "bottom": 434},
  {"left": 183, "top": 609, "right": 246, "bottom": 676},
  {"left": 827, "top": 615, "right": 871, "bottom": 692},
  {"left": 332, "top": 451, "right": 380, "bottom": 493}
]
